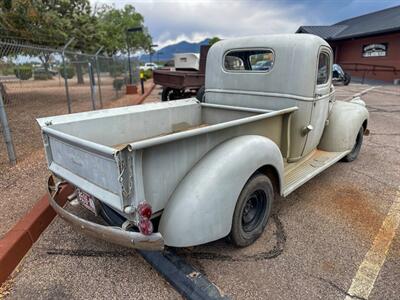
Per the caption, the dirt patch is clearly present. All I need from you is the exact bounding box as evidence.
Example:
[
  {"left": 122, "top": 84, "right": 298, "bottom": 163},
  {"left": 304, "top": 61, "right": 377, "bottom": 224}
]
[
  {"left": 321, "top": 260, "right": 336, "bottom": 272},
  {"left": 323, "top": 185, "right": 383, "bottom": 239}
]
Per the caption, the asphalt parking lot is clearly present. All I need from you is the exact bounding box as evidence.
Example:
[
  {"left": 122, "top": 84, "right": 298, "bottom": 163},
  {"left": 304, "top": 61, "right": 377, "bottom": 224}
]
[{"left": 6, "top": 83, "right": 400, "bottom": 300}]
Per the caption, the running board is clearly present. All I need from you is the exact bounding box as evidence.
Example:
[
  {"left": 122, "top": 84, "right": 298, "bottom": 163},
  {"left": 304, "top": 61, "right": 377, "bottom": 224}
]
[{"left": 283, "top": 150, "right": 350, "bottom": 197}]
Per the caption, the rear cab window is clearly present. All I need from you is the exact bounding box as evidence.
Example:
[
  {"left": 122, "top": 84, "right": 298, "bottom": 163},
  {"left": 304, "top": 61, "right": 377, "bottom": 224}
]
[
  {"left": 224, "top": 49, "right": 274, "bottom": 72},
  {"left": 317, "top": 52, "right": 330, "bottom": 85}
]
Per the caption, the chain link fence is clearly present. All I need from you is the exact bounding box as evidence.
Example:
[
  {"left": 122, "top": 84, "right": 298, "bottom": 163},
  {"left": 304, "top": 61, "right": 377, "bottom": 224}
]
[{"left": 0, "top": 38, "right": 140, "bottom": 166}]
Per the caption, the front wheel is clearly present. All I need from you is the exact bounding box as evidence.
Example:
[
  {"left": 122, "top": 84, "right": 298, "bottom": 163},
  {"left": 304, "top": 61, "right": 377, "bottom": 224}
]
[
  {"left": 344, "top": 73, "right": 351, "bottom": 85},
  {"left": 229, "top": 174, "right": 274, "bottom": 247},
  {"left": 342, "top": 126, "right": 364, "bottom": 162}
]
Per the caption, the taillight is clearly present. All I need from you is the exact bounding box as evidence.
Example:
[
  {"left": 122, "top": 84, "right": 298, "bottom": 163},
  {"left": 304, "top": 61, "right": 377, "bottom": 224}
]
[
  {"left": 137, "top": 202, "right": 152, "bottom": 219},
  {"left": 137, "top": 202, "right": 153, "bottom": 235},
  {"left": 138, "top": 218, "right": 154, "bottom": 235}
]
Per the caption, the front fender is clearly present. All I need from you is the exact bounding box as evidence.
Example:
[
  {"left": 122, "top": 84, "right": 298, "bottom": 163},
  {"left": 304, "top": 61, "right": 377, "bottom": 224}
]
[
  {"left": 318, "top": 100, "right": 368, "bottom": 152},
  {"left": 159, "top": 135, "right": 284, "bottom": 247}
]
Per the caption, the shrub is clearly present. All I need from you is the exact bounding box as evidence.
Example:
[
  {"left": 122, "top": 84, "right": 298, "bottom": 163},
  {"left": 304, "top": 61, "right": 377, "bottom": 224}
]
[
  {"left": 113, "top": 78, "right": 124, "bottom": 91},
  {"left": 34, "top": 73, "right": 51, "bottom": 80},
  {"left": 14, "top": 66, "right": 32, "bottom": 80},
  {"left": 60, "top": 65, "right": 75, "bottom": 79},
  {"left": 140, "top": 69, "right": 152, "bottom": 81},
  {"left": 1, "top": 66, "right": 14, "bottom": 76},
  {"left": 34, "top": 69, "right": 53, "bottom": 80},
  {"left": 143, "top": 69, "right": 153, "bottom": 80},
  {"left": 109, "top": 65, "right": 124, "bottom": 77}
]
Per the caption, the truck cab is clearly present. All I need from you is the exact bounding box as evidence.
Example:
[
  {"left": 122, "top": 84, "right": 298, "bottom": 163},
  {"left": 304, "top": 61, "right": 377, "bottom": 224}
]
[{"left": 206, "top": 34, "right": 336, "bottom": 161}]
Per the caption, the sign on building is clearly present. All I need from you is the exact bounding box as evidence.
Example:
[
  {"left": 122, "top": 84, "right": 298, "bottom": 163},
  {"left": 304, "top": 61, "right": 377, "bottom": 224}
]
[{"left": 362, "top": 43, "right": 388, "bottom": 57}]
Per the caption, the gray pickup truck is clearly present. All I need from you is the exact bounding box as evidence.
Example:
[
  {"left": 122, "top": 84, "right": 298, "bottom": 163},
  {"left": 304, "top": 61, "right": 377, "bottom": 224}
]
[{"left": 38, "top": 34, "right": 369, "bottom": 251}]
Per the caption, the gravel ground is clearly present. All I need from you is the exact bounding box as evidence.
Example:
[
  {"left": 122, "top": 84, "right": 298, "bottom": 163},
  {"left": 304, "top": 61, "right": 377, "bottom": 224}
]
[
  {"left": 0, "top": 80, "right": 154, "bottom": 238},
  {"left": 4, "top": 83, "right": 400, "bottom": 299}
]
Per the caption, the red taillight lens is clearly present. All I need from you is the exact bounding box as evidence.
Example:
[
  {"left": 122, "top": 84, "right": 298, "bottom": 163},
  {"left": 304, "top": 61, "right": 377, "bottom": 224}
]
[
  {"left": 137, "top": 202, "right": 152, "bottom": 219},
  {"left": 138, "top": 218, "right": 153, "bottom": 235}
]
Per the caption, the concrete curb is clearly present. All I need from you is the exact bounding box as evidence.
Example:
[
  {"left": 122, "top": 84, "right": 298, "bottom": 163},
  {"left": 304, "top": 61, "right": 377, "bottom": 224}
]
[
  {"left": 0, "top": 185, "right": 73, "bottom": 285},
  {"left": 139, "top": 249, "right": 228, "bottom": 300},
  {"left": 0, "top": 85, "right": 156, "bottom": 286},
  {"left": 136, "top": 83, "right": 156, "bottom": 105}
]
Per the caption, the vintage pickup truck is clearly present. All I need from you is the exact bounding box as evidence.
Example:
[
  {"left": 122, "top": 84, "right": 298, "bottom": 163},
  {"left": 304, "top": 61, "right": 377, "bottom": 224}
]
[{"left": 38, "top": 34, "right": 368, "bottom": 250}]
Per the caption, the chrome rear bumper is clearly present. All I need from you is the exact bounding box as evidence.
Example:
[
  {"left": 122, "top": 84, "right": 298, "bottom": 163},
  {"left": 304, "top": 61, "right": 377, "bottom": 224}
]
[{"left": 48, "top": 177, "right": 164, "bottom": 251}]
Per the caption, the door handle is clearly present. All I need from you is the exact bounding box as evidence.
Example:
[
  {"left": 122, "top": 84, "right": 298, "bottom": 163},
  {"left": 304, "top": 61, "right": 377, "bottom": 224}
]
[{"left": 302, "top": 125, "right": 314, "bottom": 135}]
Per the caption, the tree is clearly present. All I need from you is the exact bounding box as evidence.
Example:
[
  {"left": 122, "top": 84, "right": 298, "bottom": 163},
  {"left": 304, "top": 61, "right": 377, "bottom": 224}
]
[
  {"left": 208, "top": 37, "right": 221, "bottom": 46},
  {"left": 96, "top": 4, "right": 152, "bottom": 56},
  {"left": 0, "top": 2, "right": 152, "bottom": 84},
  {"left": 0, "top": 0, "right": 99, "bottom": 83}
]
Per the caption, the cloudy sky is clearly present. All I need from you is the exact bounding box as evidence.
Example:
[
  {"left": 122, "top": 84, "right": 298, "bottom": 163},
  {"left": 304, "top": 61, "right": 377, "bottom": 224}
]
[{"left": 92, "top": 0, "right": 400, "bottom": 49}]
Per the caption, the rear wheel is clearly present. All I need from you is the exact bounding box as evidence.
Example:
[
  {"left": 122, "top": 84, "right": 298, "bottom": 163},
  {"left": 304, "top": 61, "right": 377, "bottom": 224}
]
[
  {"left": 161, "top": 87, "right": 184, "bottom": 101},
  {"left": 229, "top": 174, "right": 274, "bottom": 247},
  {"left": 342, "top": 126, "right": 363, "bottom": 162}
]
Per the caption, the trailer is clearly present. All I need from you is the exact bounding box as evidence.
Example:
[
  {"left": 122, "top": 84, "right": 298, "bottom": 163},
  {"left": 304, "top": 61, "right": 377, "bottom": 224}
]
[{"left": 153, "top": 45, "right": 210, "bottom": 101}]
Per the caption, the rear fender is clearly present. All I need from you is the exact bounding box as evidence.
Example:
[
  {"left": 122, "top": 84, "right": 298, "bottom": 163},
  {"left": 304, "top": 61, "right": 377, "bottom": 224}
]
[
  {"left": 318, "top": 100, "right": 368, "bottom": 152},
  {"left": 159, "top": 135, "right": 284, "bottom": 247}
]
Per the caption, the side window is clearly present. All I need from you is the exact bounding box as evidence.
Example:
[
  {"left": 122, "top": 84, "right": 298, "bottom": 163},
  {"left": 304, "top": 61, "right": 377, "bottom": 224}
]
[
  {"left": 317, "top": 52, "right": 330, "bottom": 85},
  {"left": 224, "top": 49, "right": 274, "bottom": 72}
]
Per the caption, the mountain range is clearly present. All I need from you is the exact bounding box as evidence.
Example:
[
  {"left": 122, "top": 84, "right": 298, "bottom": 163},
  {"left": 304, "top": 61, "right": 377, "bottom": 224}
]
[{"left": 140, "top": 38, "right": 210, "bottom": 62}]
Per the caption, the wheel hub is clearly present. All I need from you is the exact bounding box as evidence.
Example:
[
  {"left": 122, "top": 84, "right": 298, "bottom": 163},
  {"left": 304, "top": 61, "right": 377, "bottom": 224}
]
[{"left": 241, "top": 190, "right": 267, "bottom": 232}]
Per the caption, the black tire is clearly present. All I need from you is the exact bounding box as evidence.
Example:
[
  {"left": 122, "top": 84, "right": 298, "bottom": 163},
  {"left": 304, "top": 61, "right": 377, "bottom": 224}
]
[
  {"left": 229, "top": 174, "right": 274, "bottom": 247},
  {"left": 161, "top": 87, "right": 184, "bottom": 101},
  {"left": 342, "top": 127, "right": 363, "bottom": 162},
  {"left": 161, "top": 87, "right": 171, "bottom": 102},
  {"left": 196, "top": 86, "right": 205, "bottom": 102},
  {"left": 344, "top": 73, "right": 351, "bottom": 85}
]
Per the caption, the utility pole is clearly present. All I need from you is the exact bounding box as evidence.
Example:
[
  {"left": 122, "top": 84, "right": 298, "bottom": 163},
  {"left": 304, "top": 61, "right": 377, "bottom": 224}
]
[
  {"left": 126, "top": 27, "right": 143, "bottom": 85},
  {"left": 150, "top": 44, "right": 158, "bottom": 63}
]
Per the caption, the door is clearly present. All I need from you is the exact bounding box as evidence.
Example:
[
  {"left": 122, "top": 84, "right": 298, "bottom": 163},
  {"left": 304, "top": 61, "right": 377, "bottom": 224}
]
[{"left": 302, "top": 47, "right": 333, "bottom": 156}]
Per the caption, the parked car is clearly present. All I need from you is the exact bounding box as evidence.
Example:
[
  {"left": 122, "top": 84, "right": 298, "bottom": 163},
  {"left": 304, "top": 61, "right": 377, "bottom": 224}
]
[
  {"left": 252, "top": 60, "right": 273, "bottom": 71},
  {"left": 332, "top": 63, "right": 351, "bottom": 85},
  {"left": 33, "top": 67, "right": 58, "bottom": 76},
  {"left": 38, "top": 34, "right": 368, "bottom": 251},
  {"left": 140, "top": 63, "right": 159, "bottom": 71}
]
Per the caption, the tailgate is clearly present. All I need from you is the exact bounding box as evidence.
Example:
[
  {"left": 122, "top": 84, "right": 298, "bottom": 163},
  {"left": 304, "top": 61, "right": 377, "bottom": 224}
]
[{"left": 42, "top": 127, "right": 131, "bottom": 211}]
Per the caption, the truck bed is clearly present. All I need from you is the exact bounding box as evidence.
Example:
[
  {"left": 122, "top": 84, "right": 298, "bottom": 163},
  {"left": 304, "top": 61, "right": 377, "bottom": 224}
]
[{"left": 38, "top": 99, "right": 297, "bottom": 213}]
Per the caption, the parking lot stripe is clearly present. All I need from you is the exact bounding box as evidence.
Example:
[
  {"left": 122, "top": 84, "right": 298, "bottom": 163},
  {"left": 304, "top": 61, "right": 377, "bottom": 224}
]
[{"left": 344, "top": 188, "right": 400, "bottom": 300}]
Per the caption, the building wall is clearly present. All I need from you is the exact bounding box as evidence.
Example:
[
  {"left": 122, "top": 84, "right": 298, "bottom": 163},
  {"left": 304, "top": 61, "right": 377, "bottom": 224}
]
[{"left": 330, "top": 32, "right": 400, "bottom": 82}]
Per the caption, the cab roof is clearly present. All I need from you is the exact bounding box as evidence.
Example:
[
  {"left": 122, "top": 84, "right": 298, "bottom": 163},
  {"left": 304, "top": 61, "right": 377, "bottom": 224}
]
[{"left": 205, "top": 34, "right": 331, "bottom": 98}]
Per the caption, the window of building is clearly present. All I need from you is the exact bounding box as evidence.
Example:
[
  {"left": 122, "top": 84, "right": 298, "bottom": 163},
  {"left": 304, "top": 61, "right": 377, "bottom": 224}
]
[
  {"left": 317, "top": 52, "right": 330, "bottom": 85},
  {"left": 224, "top": 49, "right": 274, "bottom": 72}
]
